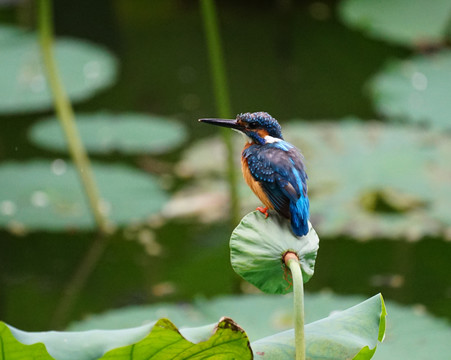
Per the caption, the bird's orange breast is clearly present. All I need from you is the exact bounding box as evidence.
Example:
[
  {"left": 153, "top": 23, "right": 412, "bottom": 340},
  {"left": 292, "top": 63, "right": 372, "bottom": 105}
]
[{"left": 241, "top": 143, "right": 274, "bottom": 210}]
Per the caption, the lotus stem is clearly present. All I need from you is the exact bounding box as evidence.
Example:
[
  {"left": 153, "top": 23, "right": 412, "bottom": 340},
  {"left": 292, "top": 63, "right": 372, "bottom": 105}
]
[
  {"left": 37, "top": 0, "right": 110, "bottom": 234},
  {"left": 200, "top": 0, "right": 240, "bottom": 226},
  {"left": 284, "top": 252, "right": 305, "bottom": 360}
]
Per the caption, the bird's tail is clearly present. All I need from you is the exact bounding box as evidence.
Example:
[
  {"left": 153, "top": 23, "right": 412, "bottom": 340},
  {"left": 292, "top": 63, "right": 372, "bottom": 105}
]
[{"left": 290, "top": 197, "right": 309, "bottom": 237}]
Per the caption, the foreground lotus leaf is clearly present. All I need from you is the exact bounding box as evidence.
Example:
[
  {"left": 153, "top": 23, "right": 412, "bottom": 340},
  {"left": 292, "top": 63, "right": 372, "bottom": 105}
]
[
  {"left": 2, "top": 317, "right": 252, "bottom": 360},
  {"left": 0, "top": 294, "right": 388, "bottom": 359}
]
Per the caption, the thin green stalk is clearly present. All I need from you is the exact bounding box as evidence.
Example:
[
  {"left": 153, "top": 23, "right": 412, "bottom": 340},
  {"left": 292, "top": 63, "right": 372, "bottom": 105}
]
[
  {"left": 285, "top": 252, "right": 305, "bottom": 360},
  {"left": 200, "top": 0, "right": 240, "bottom": 225},
  {"left": 38, "top": 0, "right": 111, "bottom": 328},
  {"left": 37, "top": 0, "right": 109, "bottom": 234}
]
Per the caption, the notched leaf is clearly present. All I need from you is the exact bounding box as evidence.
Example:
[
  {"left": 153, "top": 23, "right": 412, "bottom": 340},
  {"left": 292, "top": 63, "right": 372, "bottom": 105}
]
[
  {"left": 215, "top": 316, "right": 246, "bottom": 334},
  {"left": 101, "top": 317, "right": 252, "bottom": 359},
  {"left": 1, "top": 317, "right": 252, "bottom": 360}
]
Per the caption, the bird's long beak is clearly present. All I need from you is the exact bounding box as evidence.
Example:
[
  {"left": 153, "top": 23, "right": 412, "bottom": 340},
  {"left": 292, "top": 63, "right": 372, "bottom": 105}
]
[{"left": 199, "top": 118, "right": 243, "bottom": 131}]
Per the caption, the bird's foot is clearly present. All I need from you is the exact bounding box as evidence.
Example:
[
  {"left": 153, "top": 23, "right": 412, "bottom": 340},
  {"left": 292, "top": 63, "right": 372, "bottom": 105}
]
[{"left": 256, "top": 206, "right": 269, "bottom": 218}]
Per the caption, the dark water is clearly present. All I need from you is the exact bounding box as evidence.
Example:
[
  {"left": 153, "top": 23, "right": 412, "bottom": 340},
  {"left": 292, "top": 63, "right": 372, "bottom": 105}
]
[
  {"left": 2, "top": 224, "right": 450, "bottom": 330},
  {"left": 1, "top": 0, "right": 449, "bottom": 331}
]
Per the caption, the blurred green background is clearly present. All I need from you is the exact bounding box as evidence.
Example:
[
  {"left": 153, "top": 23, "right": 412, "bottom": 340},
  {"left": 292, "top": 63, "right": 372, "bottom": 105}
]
[{"left": 0, "top": 0, "right": 450, "bottom": 342}]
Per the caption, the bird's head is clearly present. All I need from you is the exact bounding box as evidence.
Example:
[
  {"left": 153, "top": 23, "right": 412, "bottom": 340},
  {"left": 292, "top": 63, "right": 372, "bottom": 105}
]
[{"left": 199, "top": 112, "right": 283, "bottom": 145}]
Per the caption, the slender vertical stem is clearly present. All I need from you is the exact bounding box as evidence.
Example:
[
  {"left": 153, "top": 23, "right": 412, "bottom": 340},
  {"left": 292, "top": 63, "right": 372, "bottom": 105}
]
[
  {"left": 200, "top": 0, "right": 240, "bottom": 225},
  {"left": 285, "top": 252, "right": 305, "bottom": 360},
  {"left": 38, "top": 0, "right": 112, "bottom": 328},
  {"left": 37, "top": 0, "right": 110, "bottom": 234}
]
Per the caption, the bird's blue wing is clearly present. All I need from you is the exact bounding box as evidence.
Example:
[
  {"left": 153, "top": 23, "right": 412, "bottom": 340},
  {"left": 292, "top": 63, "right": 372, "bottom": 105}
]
[{"left": 243, "top": 142, "right": 309, "bottom": 235}]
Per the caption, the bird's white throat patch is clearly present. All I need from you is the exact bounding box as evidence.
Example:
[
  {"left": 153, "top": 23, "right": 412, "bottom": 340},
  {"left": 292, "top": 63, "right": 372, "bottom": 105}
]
[{"left": 264, "top": 135, "right": 281, "bottom": 143}]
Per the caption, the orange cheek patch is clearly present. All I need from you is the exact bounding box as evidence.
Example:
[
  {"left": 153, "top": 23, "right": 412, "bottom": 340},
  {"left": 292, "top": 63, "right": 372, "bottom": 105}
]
[{"left": 257, "top": 129, "right": 269, "bottom": 138}]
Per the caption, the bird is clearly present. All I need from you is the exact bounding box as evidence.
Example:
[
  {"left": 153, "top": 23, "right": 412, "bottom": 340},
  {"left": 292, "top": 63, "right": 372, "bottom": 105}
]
[{"left": 199, "top": 111, "right": 309, "bottom": 236}]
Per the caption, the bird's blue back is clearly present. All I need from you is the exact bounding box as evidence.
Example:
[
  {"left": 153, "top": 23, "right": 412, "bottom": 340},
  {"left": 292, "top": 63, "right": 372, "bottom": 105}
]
[{"left": 243, "top": 139, "right": 310, "bottom": 236}]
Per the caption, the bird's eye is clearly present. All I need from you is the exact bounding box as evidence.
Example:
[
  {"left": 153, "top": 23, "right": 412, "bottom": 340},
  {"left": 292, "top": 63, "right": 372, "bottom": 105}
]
[{"left": 248, "top": 122, "right": 258, "bottom": 129}]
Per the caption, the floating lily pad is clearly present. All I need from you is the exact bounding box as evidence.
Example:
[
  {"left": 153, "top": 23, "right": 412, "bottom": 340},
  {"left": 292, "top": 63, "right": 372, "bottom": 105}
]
[
  {"left": 176, "top": 120, "right": 451, "bottom": 239},
  {"left": 230, "top": 211, "right": 319, "bottom": 294},
  {"left": 339, "top": 0, "right": 451, "bottom": 47},
  {"left": 68, "top": 293, "right": 451, "bottom": 359},
  {"left": 0, "top": 24, "right": 27, "bottom": 45},
  {"left": 0, "top": 160, "right": 168, "bottom": 231},
  {"left": 175, "top": 136, "right": 243, "bottom": 178},
  {"left": 0, "top": 25, "right": 118, "bottom": 115},
  {"left": 370, "top": 51, "right": 451, "bottom": 130},
  {"left": 29, "top": 112, "right": 188, "bottom": 155},
  {"left": 285, "top": 120, "right": 451, "bottom": 239}
]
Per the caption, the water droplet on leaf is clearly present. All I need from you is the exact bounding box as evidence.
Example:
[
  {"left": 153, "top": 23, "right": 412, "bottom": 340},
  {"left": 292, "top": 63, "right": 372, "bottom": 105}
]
[
  {"left": 30, "top": 190, "right": 49, "bottom": 207},
  {"left": 411, "top": 71, "right": 428, "bottom": 91},
  {"left": 51, "top": 158, "right": 67, "bottom": 176},
  {"left": 1, "top": 200, "right": 16, "bottom": 216}
]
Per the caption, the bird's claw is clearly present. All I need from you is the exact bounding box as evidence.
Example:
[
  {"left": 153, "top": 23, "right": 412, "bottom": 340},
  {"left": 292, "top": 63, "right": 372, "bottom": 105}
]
[{"left": 256, "top": 206, "right": 269, "bottom": 218}]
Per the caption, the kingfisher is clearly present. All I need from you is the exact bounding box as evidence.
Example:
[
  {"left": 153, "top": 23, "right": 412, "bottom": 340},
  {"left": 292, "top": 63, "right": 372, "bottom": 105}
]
[{"left": 199, "top": 111, "right": 309, "bottom": 236}]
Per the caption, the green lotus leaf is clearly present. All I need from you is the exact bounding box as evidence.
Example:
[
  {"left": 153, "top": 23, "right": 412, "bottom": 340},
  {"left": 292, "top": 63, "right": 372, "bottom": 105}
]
[
  {"left": 178, "top": 120, "right": 451, "bottom": 239},
  {"left": 68, "top": 293, "right": 451, "bottom": 359},
  {"left": 100, "top": 318, "right": 251, "bottom": 360},
  {"left": 0, "top": 25, "right": 118, "bottom": 115},
  {"left": 0, "top": 321, "right": 54, "bottom": 360},
  {"left": 29, "top": 112, "right": 188, "bottom": 155},
  {"left": 68, "top": 294, "right": 298, "bottom": 335},
  {"left": 285, "top": 120, "right": 451, "bottom": 240},
  {"left": 0, "top": 24, "right": 27, "bottom": 45},
  {"left": 372, "top": 299, "right": 451, "bottom": 360},
  {"left": 2, "top": 318, "right": 251, "bottom": 360},
  {"left": 370, "top": 50, "right": 451, "bottom": 131},
  {"left": 8, "top": 321, "right": 154, "bottom": 360},
  {"left": 0, "top": 160, "right": 168, "bottom": 231},
  {"left": 176, "top": 136, "right": 238, "bottom": 178},
  {"left": 339, "top": 0, "right": 451, "bottom": 47},
  {"left": 2, "top": 295, "right": 385, "bottom": 360},
  {"left": 230, "top": 211, "right": 319, "bottom": 294},
  {"left": 252, "top": 294, "right": 386, "bottom": 359}
]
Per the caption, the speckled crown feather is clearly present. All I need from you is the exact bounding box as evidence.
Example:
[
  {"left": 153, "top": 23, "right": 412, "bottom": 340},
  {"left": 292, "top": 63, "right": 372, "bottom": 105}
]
[{"left": 236, "top": 112, "right": 283, "bottom": 139}]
